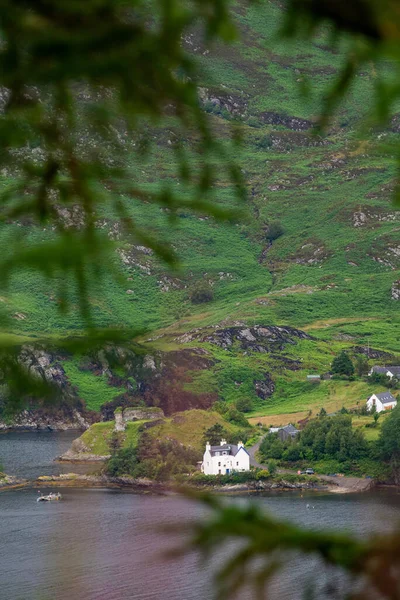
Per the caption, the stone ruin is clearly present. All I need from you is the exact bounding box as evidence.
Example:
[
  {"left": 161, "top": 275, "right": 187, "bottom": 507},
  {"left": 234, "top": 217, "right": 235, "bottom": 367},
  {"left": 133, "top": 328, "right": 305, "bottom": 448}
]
[{"left": 114, "top": 407, "right": 164, "bottom": 432}]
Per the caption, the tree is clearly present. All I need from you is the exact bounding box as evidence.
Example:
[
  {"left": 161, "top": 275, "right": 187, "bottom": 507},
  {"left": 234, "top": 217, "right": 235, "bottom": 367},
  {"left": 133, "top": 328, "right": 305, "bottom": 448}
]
[
  {"left": 379, "top": 406, "right": 400, "bottom": 462},
  {"left": 331, "top": 351, "right": 355, "bottom": 376},
  {"left": 202, "top": 423, "right": 228, "bottom": 447},
  {"left": 267, "top": 459, "right": 277, "bottom": 475},
  {"left": 355, "top": 354, "right": 369, "bottom": 377}
]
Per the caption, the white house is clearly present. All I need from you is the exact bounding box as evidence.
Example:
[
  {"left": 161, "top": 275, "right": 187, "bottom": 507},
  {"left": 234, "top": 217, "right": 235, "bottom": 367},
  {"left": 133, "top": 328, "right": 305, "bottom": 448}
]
[
  {"left": 367, "top": 391, "right": 397, "bottom": 413},
  {"left": 201, "top": 438, "right": 250, "bottom": 475},
  {"left": 370, "top": 366, "right": 400, "bottom": 380}
]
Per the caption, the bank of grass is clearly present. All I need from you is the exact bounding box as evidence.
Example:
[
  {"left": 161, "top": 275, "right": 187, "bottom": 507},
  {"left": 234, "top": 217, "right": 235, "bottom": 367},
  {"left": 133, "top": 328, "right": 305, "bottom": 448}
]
[
  {"left": 0, "top": 2, "right": 399, "bottom": 420},
  {"left": 75, "top": 409, "right": 250, "bottom": 457},
  {"left": 249, "top": 379, "right": 386, "bottom": 421},
  {"left": 79, "top": 420, "right": 149, "bottom": 455},
  {"left": 62, "top": 360, "right": 127, "bottom": 411},
  {"left": 79, "top": 422, "right": 115, "bottom": 455},
  {"left": 148, "top": 409, "right": 250, "bottom": 451}
]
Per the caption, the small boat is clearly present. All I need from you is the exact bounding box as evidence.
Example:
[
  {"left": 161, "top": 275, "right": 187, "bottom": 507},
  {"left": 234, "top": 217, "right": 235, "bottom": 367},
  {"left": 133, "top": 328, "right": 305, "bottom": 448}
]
[{"left": 37, "top": 491, "right": 62, "bottom": 502}]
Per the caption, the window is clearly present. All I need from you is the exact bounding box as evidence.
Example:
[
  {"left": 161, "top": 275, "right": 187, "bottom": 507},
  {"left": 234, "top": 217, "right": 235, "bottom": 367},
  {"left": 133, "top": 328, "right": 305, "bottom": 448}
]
[
  {"left": 215, "top": 452, "right": 220, "bottom": 456},
  {"left": 236, "top": 462, "right": 239, "bottom": 466},
  {"left": 222, "top": 451, "right": 227, "bottom": 455},
  {"left": 218, "top": 462, "right": 221, "bottom": 466}
]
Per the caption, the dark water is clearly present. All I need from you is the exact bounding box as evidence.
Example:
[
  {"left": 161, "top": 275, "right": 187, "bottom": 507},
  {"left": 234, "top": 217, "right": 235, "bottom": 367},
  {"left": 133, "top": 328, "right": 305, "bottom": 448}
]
[
  {"left": 1, "top": 432, "right": 400, "bottom": 600},
  {"left": 0, "top": 430, "right": 96, "bottom": 478}
]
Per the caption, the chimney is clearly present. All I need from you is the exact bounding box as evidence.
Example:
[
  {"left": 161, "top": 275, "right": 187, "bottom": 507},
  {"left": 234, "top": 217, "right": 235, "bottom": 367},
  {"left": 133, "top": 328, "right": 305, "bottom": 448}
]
[
  {"left": 238, "top": 441, "right": 244, "bottom": 449},
  {"left": 220, "top": 438, "right": 227, "bottom": 446},
  {"left": 206, "top": 442, "right": 211, "bottom": 452}
]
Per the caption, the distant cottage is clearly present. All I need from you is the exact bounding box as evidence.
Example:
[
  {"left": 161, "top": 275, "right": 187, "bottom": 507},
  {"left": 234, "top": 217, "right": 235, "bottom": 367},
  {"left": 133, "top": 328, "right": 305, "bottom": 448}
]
[
  {"left": 269, "top": 424, "right": 299, "bottom": 441},
  {"left": 201, "top": 439, "right": 250, "bottom": 475},
  {"left": 307, "top": 374, "right": 321, "bottom": 382},
  {"left": 277, "top": 424, "right": 299, "bottom": 441},
  {"left": 370, "top": 366, "right": 400, "bottom": 380},
  {"left": 367, "top": 392, "right": 397, "bottom": 413}
]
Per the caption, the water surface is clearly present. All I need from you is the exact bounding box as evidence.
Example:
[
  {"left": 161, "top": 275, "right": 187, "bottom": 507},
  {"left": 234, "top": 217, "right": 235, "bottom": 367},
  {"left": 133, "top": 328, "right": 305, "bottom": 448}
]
[{"left": 1, "top": 431, "right": 400, "bottom": 600}]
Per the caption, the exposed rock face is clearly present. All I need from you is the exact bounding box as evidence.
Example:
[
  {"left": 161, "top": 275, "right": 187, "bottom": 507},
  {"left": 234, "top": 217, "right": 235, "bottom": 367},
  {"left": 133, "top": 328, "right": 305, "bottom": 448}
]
[
  {"left": 19, "top": 346, "right": 70, "bottom": 389},
  {"left": 259, "top": 111, "right": 313, "bottom": 131},
  {"left": 0, "top": 408, "right": 91, "bottom": 432},
  {"left": 202, "top": 325, "right": 311, "bottom": 352},
  {"left": 392, "top": 280, "right": 400, "bottom": 300},
  {"left": 292, "top": 239, "right": 330, "bottom": 265},
  {"left": 59, "top": 437, "right": 110, "bottom": 462},
  {"left": 254, "top": 374, "right": 275, "bottom": 399},
  {"left": 198, "top": 87, "right": 248, "bottom": 118},
  {"left": 351, "top": 346, "right": 395, "bottom": 361}
]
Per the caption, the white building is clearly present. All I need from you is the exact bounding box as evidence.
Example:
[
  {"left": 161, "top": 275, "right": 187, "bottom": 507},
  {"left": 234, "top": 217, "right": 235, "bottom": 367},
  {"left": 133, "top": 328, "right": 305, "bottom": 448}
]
[
  {"left": 369, "top": 366, "right": 400, "bottom": 380},
  {"left": 201, "top": 438, "right": 250, "bottom": 475},
  {"left": 367, "top": 392, "right": 397, "bottom": 413}
]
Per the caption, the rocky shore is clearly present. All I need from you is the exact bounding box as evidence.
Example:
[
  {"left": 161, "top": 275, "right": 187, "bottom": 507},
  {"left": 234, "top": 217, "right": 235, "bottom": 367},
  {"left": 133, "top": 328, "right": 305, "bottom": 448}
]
[
  {"left": 0, "top": 409, "right": 91, "bottom": 432},
  {"left": 0, "top": 474, "right": 27, "bottom": 490},
  {"left": 29, "top": 472, "right": 329, "bottom": 493}
]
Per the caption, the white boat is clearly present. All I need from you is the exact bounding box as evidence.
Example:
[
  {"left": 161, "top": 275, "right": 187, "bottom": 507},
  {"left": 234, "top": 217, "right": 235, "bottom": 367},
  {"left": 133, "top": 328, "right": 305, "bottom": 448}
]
[{"left": 36, "top": 492, "right": 62, "bottom": 502}]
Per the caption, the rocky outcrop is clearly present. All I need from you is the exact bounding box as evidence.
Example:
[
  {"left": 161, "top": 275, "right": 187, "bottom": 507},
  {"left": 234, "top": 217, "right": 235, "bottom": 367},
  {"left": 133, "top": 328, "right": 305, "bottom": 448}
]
[
  {"left": 58, "top": 437, "right": 110, "bottom": 462},
  {"left": 0, "top": 474, "right": 27, "bottom": 489},
  {"left": 0, "top": 408, "right": 91, "bottom": 432},
  {"left": 201, "top": 325, "right": 311, "bottom": 352},
  {"left": 351, "top": 346, "right": 395, "bottom": 360},
  {"left": 18, "top": 345, "right": 70, "bottom": 390},
  {"left": 254, "top": 374, "right": 275, "bottom": 399},
  {"left": 259, "top": 111, "right": 313, "bottom": 131},
  {"left": 198, "top": 87, "right": 248, "bottom": 118},
  {"left": 392, "top": 280, "right": 400, "bottom": 300}
]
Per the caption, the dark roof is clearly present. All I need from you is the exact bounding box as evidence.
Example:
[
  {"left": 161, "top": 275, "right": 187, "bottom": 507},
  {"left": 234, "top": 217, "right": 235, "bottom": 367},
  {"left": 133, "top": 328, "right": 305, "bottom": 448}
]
[
  {"left": 210, "top": 444, "right": 238, "bottom": 457},
  {"left": 282, "top": 424, "right": 299, "bottom": 434},
  {"left": 371, "top": 366, "right": 400, "bottom": 377},
  {"left": 371, "top": 366, "right": 388, "bottom": 374},
  {"left": 387, "top": 367, "right": 400, "bottom": 376},
  {"left": 375, "top": 392, "right": 397, "bottom": 405}
]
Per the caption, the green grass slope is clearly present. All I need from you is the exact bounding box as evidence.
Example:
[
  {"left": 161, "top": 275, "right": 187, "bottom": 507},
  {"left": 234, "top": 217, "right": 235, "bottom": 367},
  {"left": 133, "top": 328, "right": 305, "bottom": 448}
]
[{"left": 2, "top": 2, "right": 399, "bottom": 420}]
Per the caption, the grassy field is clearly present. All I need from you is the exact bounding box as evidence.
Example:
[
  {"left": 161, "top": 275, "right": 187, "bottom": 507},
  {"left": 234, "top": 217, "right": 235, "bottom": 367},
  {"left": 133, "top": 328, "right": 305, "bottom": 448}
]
[
  {"left": 77, "top": 410, "right": 249, "bottom": 456},
  {"left": 79, "top": 420, "right": 149, "bottom": 455},
  {"left": 1, "top": 2, "right": 399, "bottom": 420}
]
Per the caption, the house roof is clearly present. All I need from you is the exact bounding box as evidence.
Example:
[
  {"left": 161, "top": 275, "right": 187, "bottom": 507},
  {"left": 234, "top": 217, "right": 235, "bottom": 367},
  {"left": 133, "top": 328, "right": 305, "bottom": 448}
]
[
  {"left": 371, "top": 366, "right": 400, "bottom": 377},
  {"left": 387, "top": 367, "right": 400, "bottom": 376},
  {"left": 209, "top": 444, "right": 238, "bottom": 457},
  {"left": 282, "top": 424, "right": 299, "bottom": 434},
  {"left": 371, "top": 366, "right": 388, "bottom": 374},
  {"left": 375, "top": 392, "right": 397, "bottom": 405}
]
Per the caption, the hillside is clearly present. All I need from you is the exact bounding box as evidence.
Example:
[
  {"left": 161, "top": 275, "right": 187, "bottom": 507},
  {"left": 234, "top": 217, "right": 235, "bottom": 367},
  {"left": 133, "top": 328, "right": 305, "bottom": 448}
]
[{"left": 1, "top": 2, "right": 399, "bottom": 425}]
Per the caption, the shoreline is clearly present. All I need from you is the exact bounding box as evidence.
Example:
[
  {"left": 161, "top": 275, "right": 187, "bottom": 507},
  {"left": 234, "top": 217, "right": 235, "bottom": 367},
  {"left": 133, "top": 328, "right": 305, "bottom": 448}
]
[{"left": 0, "top": 471, "right": 377, "bottom": 495}]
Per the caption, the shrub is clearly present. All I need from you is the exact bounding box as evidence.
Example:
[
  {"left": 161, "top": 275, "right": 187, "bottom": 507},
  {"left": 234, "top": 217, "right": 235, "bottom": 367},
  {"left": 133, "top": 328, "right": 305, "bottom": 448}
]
[
  {"left": 235, "top": 397, "right": 253, "bottom": 413},
  {"left": 266, "top": 221, "right": 284, "bottom": 242},
  {"left": 107, "top": 446, "right": 138, "bottom": 477},
  {"left": 255, "top": 469, "right": 270, "bottom": 480},
  {"left": 268, "top": 459, "right": 278, "bottom": 476},
  {"left": 225, "top": 407, "right": 249, "bottom": 427},
  {"left": 255, "top": 134, "right": 272, "bottom": 148},
  {"left": 189, "top": 280, "right": 214, "bottom": 304},
  {"left": 247, "top": 116, "right": 261, "bottom": 128}
]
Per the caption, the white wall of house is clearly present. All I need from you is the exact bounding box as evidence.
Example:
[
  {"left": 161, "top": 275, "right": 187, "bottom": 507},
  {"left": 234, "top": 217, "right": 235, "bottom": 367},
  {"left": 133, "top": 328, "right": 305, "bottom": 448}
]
[
  {"left": 201, "top": 442, "right": 250, "bottom": 475},
  {"left": 367, "top": 394, "right": 397, "bottom": 413}
]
